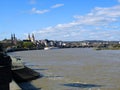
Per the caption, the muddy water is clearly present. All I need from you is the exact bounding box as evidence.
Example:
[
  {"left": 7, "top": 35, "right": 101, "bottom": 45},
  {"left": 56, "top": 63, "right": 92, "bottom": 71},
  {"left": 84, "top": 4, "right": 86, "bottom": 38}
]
[{"left": 9, "top": 48, "right": 120, "bottom": 90}]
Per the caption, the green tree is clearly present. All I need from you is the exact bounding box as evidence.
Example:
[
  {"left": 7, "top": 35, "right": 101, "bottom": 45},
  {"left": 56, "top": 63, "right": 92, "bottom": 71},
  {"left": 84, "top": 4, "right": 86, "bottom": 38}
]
[
  {"left": 16, "top": 41, "right": 23, "bottom": 48},
  {"left": 23, "top": 42, "right": 35, "bottom": 49}
]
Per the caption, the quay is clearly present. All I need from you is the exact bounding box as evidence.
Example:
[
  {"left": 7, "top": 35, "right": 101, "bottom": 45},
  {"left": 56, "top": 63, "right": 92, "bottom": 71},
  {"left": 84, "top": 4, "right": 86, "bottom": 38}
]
[
  {"left": 10, "top": 66, "right": 40, "bottom": 90},
  {"left": 12, "top": 66, "right": 40, "bottom": 82},
  {"left": 0, "top": 43, "right": 40, "bottom": 90},
  {"left": 10, "top": 80, "right": 21, "bottom": 90}
]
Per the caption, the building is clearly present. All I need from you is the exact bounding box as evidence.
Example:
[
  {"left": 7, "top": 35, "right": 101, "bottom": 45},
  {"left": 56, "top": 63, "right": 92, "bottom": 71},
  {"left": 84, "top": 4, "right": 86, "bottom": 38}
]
[
  {"left": 27, "top": 33, "right": 35, "bottom": 43},
  {"left": 11, "top": 34, "right": 17, "bottom": 45}
]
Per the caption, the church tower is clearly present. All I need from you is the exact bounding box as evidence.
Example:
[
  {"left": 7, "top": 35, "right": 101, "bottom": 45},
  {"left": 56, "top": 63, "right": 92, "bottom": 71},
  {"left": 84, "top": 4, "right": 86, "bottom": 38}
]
[
  {"left": 28, "top": 34, "right": 31, "bottom": 41},
  {"left": 11, "top": 34, "right": 17, "bottom": 45},
  {"left": 31, "top": 33, "right": 35, "bottom": 42},
  {"left": 14, "top": 34, "right": 17, "bottom": 45},
  {"left": 11, "top": 34, "right": 14, "bottom": 44}
]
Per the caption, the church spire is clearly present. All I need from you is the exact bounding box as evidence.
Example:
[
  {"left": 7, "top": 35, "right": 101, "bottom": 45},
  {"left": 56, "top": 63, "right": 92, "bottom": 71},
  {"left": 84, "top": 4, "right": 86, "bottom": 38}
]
[
  {"left": 31, "top": 33, "right": 35, "bottom": 42},
  {"left": 28, "top": 34, "right": 31, "bottom": 40}
]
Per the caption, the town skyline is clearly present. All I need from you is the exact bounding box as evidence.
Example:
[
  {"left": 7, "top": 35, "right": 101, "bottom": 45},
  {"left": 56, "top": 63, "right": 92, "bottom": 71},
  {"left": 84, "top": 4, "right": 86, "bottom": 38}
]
[
  {"left": 0, "top": 0, "right": 120, "bottom": 41},
  {"left": 1, "top": 33, "right": 120, "bottom": 42}
]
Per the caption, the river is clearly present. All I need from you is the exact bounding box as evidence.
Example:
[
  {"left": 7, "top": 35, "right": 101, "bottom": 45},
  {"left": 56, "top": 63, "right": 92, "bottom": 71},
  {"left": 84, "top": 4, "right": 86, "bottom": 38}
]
[{"left": 9, "top": 48, "right": 120, "bottom": 90}]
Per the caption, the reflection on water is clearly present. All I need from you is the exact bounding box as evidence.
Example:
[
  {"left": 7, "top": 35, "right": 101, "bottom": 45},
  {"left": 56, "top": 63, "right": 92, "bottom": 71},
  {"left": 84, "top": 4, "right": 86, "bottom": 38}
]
[{"left": 9, "top": 48, "right": 120, "bottom": 90}]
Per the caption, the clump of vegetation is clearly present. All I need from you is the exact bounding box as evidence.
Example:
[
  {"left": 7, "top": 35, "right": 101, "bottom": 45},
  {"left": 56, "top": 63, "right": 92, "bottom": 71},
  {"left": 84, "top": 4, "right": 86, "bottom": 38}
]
[
  {"left": 95, "top": 44, "right": 120, "bottom": 50},
  {"left": 109, "top": 44, "right": 120, "bottom": 50}
]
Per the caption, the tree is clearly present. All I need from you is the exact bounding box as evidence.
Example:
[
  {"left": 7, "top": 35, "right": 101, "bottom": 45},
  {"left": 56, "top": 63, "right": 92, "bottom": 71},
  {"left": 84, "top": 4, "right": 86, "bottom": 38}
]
[
  {"left": 23, "top": 42, "right": 35, "bottom": 49},
  {"left": 16, "top": 41, "right": 23, "bottom": 48}
]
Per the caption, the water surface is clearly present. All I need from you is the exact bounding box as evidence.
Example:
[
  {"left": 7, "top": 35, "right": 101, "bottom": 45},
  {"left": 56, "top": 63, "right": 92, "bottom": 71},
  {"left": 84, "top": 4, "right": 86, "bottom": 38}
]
[{"left": 9, "top": 48, "right": 120, "bottom": 90}]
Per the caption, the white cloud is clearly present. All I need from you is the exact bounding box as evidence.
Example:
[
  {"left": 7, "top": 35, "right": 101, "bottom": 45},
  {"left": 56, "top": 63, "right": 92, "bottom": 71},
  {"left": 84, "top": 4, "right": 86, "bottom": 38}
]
[
  {"left": 73, "top": 5, "right": 120, "bottom": 26},
  {"left": 29, "top": 3, "right": 64, "bottom": 15},
  {"left": 31, "top": 5, "right": 120, "bottom": 40},
  {"left": 118, "top": 0, "right": 120, "bottom": 3},
  {"left": 51, "top": 4, "right": 64, "bottom": 8},
  {"left": 31, "top": 8, "right": 49, "bottom": 14}
]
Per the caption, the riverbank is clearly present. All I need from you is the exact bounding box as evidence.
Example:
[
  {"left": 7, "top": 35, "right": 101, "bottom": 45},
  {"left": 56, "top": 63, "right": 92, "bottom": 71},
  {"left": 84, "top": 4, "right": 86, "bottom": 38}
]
[
  {"left": 10, "top": 66, "right": 41, "bottom": 90},
  {"left": 94, "top": 47, "right": 120, "bottom": 50},
  {"left": 9, "top": 55, "right": 41, "bottom": 90},
  {"left": 6, "top": 48, "right": 39, "bottom": 53},
  {"left": 10, "top": 80, "right": 21, "bottom": 90}
]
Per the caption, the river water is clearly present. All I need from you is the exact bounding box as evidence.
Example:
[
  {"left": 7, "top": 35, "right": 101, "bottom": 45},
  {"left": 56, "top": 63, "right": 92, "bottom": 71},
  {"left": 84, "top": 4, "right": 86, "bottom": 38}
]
[{"left": 9, "top": 48, "right": 120, "bottom": 90}]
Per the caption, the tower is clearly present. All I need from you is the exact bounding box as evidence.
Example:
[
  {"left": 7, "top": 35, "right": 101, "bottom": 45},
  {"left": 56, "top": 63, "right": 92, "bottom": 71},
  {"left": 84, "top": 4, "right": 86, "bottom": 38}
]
[
  {"left": 11, "top": 34, "right": 14, "bottom": 44},
  {"left": 13, "top": 34, "right": 17, "bottom": 45},
  {"left": 13, "top": 34, "right": 15, "bottom": 40},
  {"left": 28, "top": 34, "right": 31, "bottom": 41},
  {"left": 31, "top": 33, "right": 35, "bottom": 42},
  {"left": 11, "top": 34, "right": 17, "bottom": 45}
]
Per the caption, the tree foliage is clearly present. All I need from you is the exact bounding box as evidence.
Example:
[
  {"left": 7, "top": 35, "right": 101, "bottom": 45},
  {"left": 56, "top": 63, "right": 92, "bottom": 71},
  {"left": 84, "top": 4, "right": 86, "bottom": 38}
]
[{"left": 23, "top": 42, "right": 35, "bottom": 49}]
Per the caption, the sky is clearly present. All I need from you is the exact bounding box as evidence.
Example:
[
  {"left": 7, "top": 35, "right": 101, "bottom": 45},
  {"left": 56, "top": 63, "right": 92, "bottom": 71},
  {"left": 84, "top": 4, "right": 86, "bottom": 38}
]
[{"left": 0, "top": 0, "right": 120, "bottom": 41}]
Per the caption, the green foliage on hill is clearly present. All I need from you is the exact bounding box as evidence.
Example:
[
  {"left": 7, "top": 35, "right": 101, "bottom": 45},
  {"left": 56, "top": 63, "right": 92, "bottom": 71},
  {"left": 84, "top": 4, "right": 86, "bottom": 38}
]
[{"left": 22, "top": 42, "right": 35, "bottom": 49}]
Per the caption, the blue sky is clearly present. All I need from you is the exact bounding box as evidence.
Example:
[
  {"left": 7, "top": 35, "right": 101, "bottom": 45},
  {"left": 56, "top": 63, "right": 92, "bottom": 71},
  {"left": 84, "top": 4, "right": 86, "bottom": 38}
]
[{"left": 0, "top": 0, "right": 120, "bottom": 41}]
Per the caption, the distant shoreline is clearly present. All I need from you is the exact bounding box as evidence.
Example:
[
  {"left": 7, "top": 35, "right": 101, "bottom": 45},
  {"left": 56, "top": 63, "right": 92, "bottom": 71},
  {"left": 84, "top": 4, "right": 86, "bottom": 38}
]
[
  {"left": 6, "top": 48, "right": 42, "bottom": 53},
  {"left": 94, "top": 47, "right": 120, "bottom": 50}
]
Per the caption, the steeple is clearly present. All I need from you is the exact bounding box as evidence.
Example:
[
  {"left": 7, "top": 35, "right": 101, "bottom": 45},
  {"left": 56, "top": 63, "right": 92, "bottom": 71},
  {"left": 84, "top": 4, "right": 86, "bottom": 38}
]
[
  {"left": 13, "top": 34, "right": 16, "bottom": 40},
  {"left": 31, "top": 33, "right": 35, "bottom": 42},
  {"left": 11, "top": 33, "right": 17, "bottom": 45},
  {"left": 28, "top": 34, "right": 31, "bottom": 40},
  {"left": 11, "top": 34, "right": 14, "bottom": 44},
  {"left": 11, "top": 34, "right": 13, "bottom": 41}
]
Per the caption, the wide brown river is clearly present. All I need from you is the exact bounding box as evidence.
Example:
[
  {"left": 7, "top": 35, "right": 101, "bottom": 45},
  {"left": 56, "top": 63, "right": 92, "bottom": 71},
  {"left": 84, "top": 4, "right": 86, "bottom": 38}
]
[{"left": 9, "top": 48, "right": 120, "bottom": 90}]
